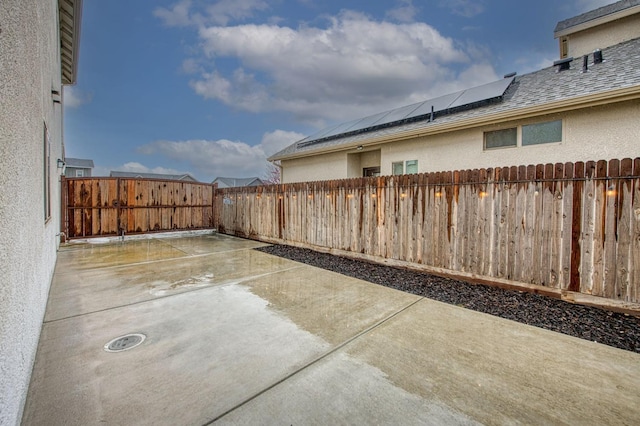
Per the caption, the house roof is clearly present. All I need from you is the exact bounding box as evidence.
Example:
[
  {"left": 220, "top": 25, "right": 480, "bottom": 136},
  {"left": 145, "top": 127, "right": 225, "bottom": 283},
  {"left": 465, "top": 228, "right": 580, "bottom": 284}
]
[
  {"left": 270, "top": 37, "right": 640, "bottom": 162},
  {"left": 59, "top": 0, "right": 83, "bottom": 85},
  {"left": 554, "top": 0, "right": 640, "bottom": 37},
  {"left": 65, "top": 157, "right": 94, "bottom": 168},
  {"left": 109, "top": 171, "right": 199, "bottom": 182},
  {"left": 212, "top": 177, "right": 264, "bottom": 187}
]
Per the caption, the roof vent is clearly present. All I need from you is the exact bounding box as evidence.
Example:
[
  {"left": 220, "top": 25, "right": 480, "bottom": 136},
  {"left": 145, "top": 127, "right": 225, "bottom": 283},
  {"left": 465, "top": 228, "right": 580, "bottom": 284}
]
[
  {"left": 593, "top": 49, "right": 603, "bottom": 64},
  {"left": 582, "top": 55, "right": 589, "bottom": 73},
  {"left": 553, "top": 57, "right": 573, "bottom": 72},
  {"left": 503, "top": 72, "right": 517, "bottom": 78}
]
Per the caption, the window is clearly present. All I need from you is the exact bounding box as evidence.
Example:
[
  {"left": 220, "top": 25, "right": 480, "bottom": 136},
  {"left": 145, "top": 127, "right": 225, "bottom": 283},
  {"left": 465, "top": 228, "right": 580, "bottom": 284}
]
[
  {"left": 405, "top": 160, "right": 418, "bottom": 174},
  {"left": 484, "top": 120, "right": 562, "bottom": 151},
  {"left": 485, "top": 128, "right": 517, "bottom": 149},
  {"left": 392, "top": 162, "right": 403, "bottom": 175},
  {"left": 522, "top": 120, "right": 562, "bottom": 146},
  {"left": 363, "top": 167, "right": 380, "bottom": 177},
  {"left": 560, "top": 37, "right": 568, "bottom": 59},
  {"left": 76, "top": 169, "right": 84, "bottom": 177},
  {"left": 44, "top": 123, "right": 51, "bottom": 221}
]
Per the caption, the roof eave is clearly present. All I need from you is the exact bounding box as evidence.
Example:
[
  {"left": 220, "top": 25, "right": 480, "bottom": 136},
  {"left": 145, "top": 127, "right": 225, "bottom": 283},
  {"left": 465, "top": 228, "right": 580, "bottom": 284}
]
[
  {"left": 554, "top": 5, "right": 640, "bottom": 38},
  {"left": 273, "top": 86, "right": 640, "bottom": 162},
  {"left": 59, "top": 0, "right": 83, "bottom": 85}
]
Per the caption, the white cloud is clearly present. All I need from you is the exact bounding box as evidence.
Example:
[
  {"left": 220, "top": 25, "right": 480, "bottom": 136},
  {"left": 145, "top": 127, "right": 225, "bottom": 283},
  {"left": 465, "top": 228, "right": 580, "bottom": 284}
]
[
  {"left": 386, "top": 0, "right": 419, "bottom": 23},
  {"left": 440, "top": 0, "right": 484, "bottom": 18},
  {"left": 154, "top": 0, "right": 193, "bottom": 27},
  {"left": 63, "top": 86, "right": 92, "bottom": 108},
  {"left": 187, "top": 11, "right": 499, "bottom": 122},
  {"left": 154, "top": 0, "right": 270, "bottom": 27},
  {"left": 205, "top": 0, "right": 269, "bottom": 25},
  {"left": 117, "top": 162, "right": 186, "bottom": 175},
  {"left": 514, "top": 54, "right": 556, "bottom": 74},
  {"left": 137, "top": 130, "right": 305, "bottom": 179}
]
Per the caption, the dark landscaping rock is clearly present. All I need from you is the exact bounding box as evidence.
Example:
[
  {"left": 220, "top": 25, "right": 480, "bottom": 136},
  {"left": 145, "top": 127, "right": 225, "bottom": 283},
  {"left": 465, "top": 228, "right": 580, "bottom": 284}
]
[{"left": 256, "top": 244, "right": 640, "bottom": 354}]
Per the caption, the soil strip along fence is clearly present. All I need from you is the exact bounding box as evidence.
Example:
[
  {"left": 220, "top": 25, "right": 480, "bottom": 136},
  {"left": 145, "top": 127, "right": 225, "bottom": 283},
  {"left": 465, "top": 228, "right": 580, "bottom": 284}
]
[
  {"left": 62, "top": 177, "right": 216, "bottom": 238},
  {"left": 215, "top": 158, "right": 640, "bottom": 309}
]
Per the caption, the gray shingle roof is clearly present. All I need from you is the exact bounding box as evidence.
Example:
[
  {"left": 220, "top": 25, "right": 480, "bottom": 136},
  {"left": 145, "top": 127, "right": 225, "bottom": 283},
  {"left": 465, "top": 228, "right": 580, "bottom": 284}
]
[
  {"left": 212, "top": 177, "right": 264, "bottom": 188},
  {"left": 270, "top": 37, "right": 640, "bottom": 161},
  {"left": 109, "top": 171, "right": 198, "bottom": 182},
  {"left": 554, "top": 0, "right": 640, "bottom": 34},
  {"left": 65, "top": 157, "right": 94, "bottom": 168}
]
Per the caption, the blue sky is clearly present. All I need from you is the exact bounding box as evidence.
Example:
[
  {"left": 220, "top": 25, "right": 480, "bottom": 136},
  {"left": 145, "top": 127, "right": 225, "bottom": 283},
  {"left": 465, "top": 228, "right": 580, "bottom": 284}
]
[{"left": 64, "top": 0, "right": 616, "bottom": 182}]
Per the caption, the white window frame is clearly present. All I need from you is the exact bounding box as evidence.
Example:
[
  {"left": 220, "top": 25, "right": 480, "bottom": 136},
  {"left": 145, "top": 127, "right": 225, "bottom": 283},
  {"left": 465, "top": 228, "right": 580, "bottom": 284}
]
[
  {"left": 405, "top": 160, "right": 418, "bottom": 174},
  {"left": 483, "top": 119, "right": 563, "bottom": 151},
  {"left": 392, "top": 161, "right": 404, "bottom": 175}
]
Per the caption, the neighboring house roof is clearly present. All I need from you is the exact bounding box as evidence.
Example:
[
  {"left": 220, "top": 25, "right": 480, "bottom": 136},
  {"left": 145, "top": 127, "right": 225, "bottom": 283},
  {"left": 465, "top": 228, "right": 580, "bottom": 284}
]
[
  {"left": 64, "top": 157, "right": 94, "bottom": 168},
  {"left": 59, "top": 0, "right": 83, "bottom": 85},
  {"left": 212, "top": 177, "right": 264, "bottom": 188},
  {"left": 109, "top": 171, "right": 199, "bottom": 182},
  {"left": 270, "top": 37, "right": 640, "bottom": 161},
  {"left": 554, "top": 0, "right": 640, "bottom": 37}
]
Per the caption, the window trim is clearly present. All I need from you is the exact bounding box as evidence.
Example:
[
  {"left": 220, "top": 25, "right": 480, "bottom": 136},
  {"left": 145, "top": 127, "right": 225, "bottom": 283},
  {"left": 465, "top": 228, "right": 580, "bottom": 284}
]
[
  {"left": 405, "top": 159, "right": 418, "bottom": 174},
  {"left": 483, "top": 119, "right": 563, "bottom": 151},
  {"left": 484, "top": 127, "right": 518, "bottom": 150},
  {"left": 521, "top": 119, "right": 563, "bottom": 147},
  {"left": 392, "top": 161, "right": 404, "bottom": 175}
]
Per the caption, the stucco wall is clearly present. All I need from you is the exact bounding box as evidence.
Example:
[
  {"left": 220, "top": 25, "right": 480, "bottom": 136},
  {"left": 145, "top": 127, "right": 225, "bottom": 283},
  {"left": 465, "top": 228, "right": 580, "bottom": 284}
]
[
  {"left": 390, "top": 101, "right": 640, "bottom": 174},
  {"left": 0, "top": 1, "right": 64, "bottom": 424},
  {"left": 282, "top": 100, "right": 640, "bottom": 182},
  {"left": 567, "top": 13, "right": 640, "bottom": 57},
  {"left": 281, "top": 151, "right": 348, "bottom": 183}
]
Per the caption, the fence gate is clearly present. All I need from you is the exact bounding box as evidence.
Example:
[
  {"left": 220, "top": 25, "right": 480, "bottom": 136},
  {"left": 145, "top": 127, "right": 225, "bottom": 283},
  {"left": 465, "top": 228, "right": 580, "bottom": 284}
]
[{"left": 61, "top": 177, "right": 216, "bottom": 239}]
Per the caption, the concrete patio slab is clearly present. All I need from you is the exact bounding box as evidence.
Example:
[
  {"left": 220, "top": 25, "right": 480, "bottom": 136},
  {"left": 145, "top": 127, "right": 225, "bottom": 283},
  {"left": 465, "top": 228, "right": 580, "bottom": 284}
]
[
  {"left": 221, "top": 298, "right": 640, "bottom": 425},
  {"left": 46, "top": 243, "right": 296, "bottom": 322},
  {"left": 22, "top": 232, "right": 640, "bottom": 425}
]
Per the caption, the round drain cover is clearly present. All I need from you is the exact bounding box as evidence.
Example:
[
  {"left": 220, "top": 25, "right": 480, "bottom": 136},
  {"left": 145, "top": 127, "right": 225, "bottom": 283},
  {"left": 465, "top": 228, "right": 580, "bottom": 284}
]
[{"left": 104, "top": 333, "right": 146, "bottom": 353}]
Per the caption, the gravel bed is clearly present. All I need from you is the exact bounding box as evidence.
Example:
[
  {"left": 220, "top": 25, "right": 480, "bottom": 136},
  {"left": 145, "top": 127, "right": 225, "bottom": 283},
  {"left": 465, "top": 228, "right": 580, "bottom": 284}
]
[{"left": 256, "top": 244, "right": 640, "bottom": 353}]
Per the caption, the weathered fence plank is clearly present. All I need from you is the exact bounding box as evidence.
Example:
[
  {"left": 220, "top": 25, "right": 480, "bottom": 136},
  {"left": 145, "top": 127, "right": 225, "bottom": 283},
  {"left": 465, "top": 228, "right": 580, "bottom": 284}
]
[
  {"left": 214, "top": 157, "right": 640, "bottom": 304},
  {"left": 63, "top": 177, "right": 215, "bottom": 238}
]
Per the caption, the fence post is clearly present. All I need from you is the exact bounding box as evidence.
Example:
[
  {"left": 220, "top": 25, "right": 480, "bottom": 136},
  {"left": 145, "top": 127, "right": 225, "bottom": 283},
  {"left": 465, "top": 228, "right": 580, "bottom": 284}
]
[{"left": 60, "top": 176, "right": 68, "bottom": 242}]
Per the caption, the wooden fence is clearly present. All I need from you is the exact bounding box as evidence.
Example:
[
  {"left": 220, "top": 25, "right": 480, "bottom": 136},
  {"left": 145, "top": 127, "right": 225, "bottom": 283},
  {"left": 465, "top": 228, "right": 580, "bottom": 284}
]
[
  {"left": 215, "top": 158, "right": 640, "bottom": 304},
  {"left": 62, "top": 177, "right": 216, "bottom": 238}
]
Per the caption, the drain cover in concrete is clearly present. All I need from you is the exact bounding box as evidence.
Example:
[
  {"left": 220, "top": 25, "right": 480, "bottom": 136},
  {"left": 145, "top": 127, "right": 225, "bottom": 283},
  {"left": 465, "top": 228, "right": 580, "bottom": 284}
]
[{"left": 104, "top": 333, "right": 146, "bottom": 353}]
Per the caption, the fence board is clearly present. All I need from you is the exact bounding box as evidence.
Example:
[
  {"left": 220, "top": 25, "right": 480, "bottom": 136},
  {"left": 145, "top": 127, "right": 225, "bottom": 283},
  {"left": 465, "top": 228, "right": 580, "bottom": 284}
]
[
  {"left": 63, "top": 177, "right": 215, "bottom": 238},
  {"left": 214, "top": 157, "right": 640, "bottom": 304}
]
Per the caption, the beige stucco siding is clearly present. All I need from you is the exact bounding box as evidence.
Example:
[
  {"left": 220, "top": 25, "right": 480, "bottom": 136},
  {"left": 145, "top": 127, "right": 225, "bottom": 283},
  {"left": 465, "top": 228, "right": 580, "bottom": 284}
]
[
  {"left": 0, "top": 1, "right": 65, "bottom": 424},
  {"left": 282, "top": 100, "right": 640, "bottom": 182},
  {"left": 381, "top": 100, "right": 640, "bottom": 175},
  {"left": 281, "top": 151, "right": 348, "bottom": 183},
  {"left": 382, "top": 101, "right": 640, "bottom": 174},
  {"left": 567, "top": 14, "right": 640, "bottom": 57}
]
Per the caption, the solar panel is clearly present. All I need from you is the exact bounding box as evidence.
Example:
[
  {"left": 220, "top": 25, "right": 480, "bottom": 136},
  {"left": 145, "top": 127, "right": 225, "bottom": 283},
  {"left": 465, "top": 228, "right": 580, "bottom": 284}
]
[
  {"left": 321, "top": 117, "right": 368, "bottom": 139},
  {"left": 297, "top": 122, "right": 344, "bottom": 144},
  {"left": 448, "top": 76, "right": 514, "bottom": 109},
  {"left": 404, "top": 91, "right": 464, "bottom": 119},
  {"left": 297, "top": 76, "right": 515, "bottom": 147},
  {"left": 342, "top": 110, "right": 394, "bottom": 134},
  {"left": 374, "top": 101, "right": 424, "bottom": 125}
]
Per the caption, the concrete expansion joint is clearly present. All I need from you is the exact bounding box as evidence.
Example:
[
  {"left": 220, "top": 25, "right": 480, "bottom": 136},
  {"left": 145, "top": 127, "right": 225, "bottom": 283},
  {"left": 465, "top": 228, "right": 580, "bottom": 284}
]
[
  {"left": 203, "top": 296, "right": 425, "bottom": 425},
  {"left": 43, "top": 265, "right": 308, "bottom": 324}
]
